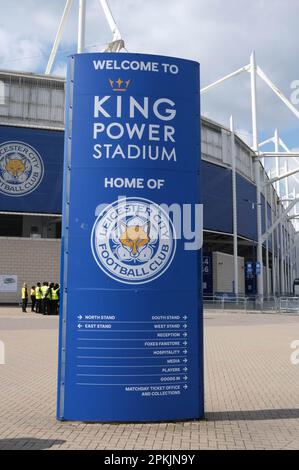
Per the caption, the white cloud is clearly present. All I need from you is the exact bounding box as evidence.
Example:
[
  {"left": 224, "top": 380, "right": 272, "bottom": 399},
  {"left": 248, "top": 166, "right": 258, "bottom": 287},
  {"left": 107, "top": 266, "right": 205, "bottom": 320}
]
[
  {"left": 0, "top": 27, "right": 44, "bottom": 72},
  {"left": 52, "top": 62, "right": 67, "bottom": 78}
]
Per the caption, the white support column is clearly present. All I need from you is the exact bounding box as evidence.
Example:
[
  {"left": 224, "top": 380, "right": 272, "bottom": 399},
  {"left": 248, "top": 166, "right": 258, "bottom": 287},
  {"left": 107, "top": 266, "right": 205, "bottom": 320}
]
[
  {"left": 291, "top": 234, "right": 295, "bottom": 289},
  {"left": 270, "top": 187, "right": 276, "bottom": 295},
  {"left": 285, "top": 167, "right": 292, "bottom": 294},
  {"left": 293, "top": 233, "right": 295, "bottom": 286},
  {"left": 285, "top": 229, "right": 288, "bottom": 293},
  {"left": 264, "top": 181, "right": 270, "bottom": 296},
  {"left": 289, "top": 236, "right": 292, "bottom": 291},
  {"left": 285, "top": 229, "right": 289, "bottom": 294},
  {"left": 78, "top": 0, "right": 86, "bottom": 53},
  {"left": 286, "top": 228, "right": 289, "bottom": 292},
  {"left": 274, "top": 129, "right": 281, "bottom": 295},
  {"left": 280, "top": 206, "right": 285, "bottom": 294},
  {"left": 287, "top": 232, "right": 290, "bottom": 292},
  {"left": 290, "top": 237, "right": 292, "bottom": 291},
  {"left": 45, "top": 0, "right": 73, "bottom": 75},
  {"left": 230, "top": 116, "right": 239, "bottom": 296},
  {"left": 251, "top": 51, "right": 264, "bottom": 304},
  {"left": 285, "top": 160, "right": 290, "bottom": 205},
  {"left": 274, "top": 129, "right": 280, "bottom": 196},
  {"left": 275, "top": 197, "right": 280, "bottom": 294},
  {"left": 99, "top": 0, "right": 122, "bottom": 41}
]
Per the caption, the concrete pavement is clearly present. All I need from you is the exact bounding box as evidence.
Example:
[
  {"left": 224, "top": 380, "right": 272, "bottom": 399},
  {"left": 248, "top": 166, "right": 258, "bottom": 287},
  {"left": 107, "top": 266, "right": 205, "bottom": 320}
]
[{"left": 0, "top": 307, "right": 298, "bottom": 450}]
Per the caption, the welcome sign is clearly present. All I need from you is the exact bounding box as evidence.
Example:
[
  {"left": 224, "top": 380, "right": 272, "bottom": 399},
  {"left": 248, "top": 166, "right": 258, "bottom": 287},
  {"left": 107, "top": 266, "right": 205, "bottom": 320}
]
[{"left": 57, "top": 52, "right": 203, "bottom": 422}]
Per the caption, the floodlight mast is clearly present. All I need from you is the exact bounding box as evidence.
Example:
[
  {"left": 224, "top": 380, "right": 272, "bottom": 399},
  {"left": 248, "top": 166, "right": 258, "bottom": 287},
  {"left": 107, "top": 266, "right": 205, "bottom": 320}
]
[
  {"left": 99, "top": 0, "right": 121, "bottom": 42},
  {"left": 45, "top": 0, "right": 73, "bottom": 75},
  {"left": 45, "top": 0, "right": 124, "bottom": 75},
  {"left": 78, "top": 0, "right": 86, "bottom": 53}
]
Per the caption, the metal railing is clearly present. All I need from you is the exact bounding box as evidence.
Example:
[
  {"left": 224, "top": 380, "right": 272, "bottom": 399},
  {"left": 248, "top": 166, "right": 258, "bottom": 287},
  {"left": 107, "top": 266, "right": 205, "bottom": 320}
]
[
  {"left": 203, "top": 295, "right": 248, "bottom": 311},
  {"left": 279, "top": 297, "right": 299, "bottom": 314},
  {"left": 204, "top": 294, "right": 299, "bottom": 314}
]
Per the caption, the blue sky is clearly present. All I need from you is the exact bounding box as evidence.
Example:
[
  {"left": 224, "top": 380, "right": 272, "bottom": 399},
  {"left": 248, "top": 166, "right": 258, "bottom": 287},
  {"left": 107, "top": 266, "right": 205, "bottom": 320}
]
[{"left": 0, "top": 0, "right": 298, "bottom": 149}]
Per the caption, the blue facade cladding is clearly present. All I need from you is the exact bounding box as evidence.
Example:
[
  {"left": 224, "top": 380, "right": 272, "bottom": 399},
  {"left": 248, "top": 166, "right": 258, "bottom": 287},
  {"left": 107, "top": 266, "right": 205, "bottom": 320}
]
[
  {"left": 236, "top": 174, "right": 258, "bottom": 241},
  {"left": 202, "top": 161, "right": 233, "bottom": 234},
  {"left": 0, "top": 125, "right": 64, "bottom": 214}
]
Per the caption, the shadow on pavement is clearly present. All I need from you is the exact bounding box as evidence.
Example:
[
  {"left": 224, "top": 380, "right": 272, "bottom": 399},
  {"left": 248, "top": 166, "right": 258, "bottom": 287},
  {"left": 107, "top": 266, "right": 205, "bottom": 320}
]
[
  {"left": 0, "top": 438, "right": 65, "bottom": 450},
  {"left": 206, "top": 408, "right": 299, "bottom": 421}
]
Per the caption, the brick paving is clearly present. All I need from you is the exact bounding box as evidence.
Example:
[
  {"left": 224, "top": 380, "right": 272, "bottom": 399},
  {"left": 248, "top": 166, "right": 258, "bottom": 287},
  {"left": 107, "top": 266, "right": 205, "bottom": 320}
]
[{"left": 0, "top": 307, "right": 298, "bottom": 450}]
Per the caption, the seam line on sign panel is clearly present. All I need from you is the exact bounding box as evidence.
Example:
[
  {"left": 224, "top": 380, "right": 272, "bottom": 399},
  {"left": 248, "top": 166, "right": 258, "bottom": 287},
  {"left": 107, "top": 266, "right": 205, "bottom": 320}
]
[
  {"left": 76, "top": 321, "right": 188, "bottom": 323},
  {"left": 76, "top": 373, "right": 188, "bottom": 377},
  {"left": 77, "top": 356, "right": 189, "bottom": 359},
  {"left": 77, "top": 347, "right": 188, "bottom": 350},
  {"left": 77, "top": 339, "right": 188, "bottom": 341},
  {"left": 77, "top": 365, "right": 188, "bottom": 368},
  {"left": 76, "top": 383, "right": 189, "bottom": 386},
  {"left": 75, "top": 330, "right": 188, "bottom": 333},
  {"left": 59, "top": 55, "right": 75, "bottom": 419}
]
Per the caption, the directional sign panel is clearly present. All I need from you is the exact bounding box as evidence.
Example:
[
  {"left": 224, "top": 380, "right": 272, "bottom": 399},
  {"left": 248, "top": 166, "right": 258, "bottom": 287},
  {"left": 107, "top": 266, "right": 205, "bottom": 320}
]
[{"left": 57, "top": 52, "right": 203, "bottom": 422}]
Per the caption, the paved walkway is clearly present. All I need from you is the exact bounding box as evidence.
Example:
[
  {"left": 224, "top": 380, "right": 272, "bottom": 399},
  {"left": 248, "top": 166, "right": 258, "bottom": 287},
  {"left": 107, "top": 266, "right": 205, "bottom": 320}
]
[{"left": 0, "top": 307, "right": 298, "bottom": 450}]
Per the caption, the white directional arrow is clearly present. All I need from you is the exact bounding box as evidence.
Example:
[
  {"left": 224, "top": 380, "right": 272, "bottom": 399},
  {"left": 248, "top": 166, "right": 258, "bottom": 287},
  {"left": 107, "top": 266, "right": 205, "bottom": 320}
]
[
  {"left": 183, "top": 324, "right": 187, "bottom": 329},
  {"left": 183, "top": 315, "right": 188, "bottom": 320},
  {"left": 77, "top": 324, "right": 82, "bottom": 329},
  {"left": 183, "top": 333, "right": 188, "bottom": 337},
  {"left": 183, "top": 358, "right": 188, "bottom": 363},
  {"left": 183, "top": 341, "right": 188, "bottom": 346},
  {"left": 183, "top": 384, "right": 188, "bottom": 390},
  {"left": 183, "top": 375, "right": 188, "bottom": 381},
  {"left": 183, "top": 349, "right": 187, "bottom": 354},
  {"left": 183, "top": 367, "right": 188, "bottom": 372},
  {"left": 77, "top": 315, "right": 83, "bottom": 320}
]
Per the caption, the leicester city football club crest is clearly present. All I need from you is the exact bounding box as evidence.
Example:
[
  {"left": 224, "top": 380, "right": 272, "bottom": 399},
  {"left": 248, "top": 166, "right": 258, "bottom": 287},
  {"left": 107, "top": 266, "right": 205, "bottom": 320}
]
[
  {"left": 91, "top": 197, "right": 176, "bottom": 284},
  {"left": 0, "top": 141, "right": 44, "bottom": 197}
]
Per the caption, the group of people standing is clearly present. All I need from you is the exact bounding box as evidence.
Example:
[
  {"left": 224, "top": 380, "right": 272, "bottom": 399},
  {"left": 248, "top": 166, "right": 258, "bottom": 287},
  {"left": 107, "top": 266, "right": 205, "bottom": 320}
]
[{"left": 21, "top": 282, "right": 60, "bottom": 315}]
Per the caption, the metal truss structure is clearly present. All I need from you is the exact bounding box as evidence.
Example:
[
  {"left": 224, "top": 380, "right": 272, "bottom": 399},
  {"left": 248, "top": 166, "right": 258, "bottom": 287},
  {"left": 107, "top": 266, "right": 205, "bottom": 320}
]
[{"left": 45, "top": 0, "right": 125, "bottom": 75}]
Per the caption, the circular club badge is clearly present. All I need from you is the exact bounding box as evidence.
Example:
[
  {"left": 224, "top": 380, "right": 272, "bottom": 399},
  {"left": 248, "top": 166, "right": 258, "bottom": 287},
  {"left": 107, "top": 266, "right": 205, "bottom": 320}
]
[
  {"left": 0, "top": 141, "right": 44, "bottom": 196},
  {"left": 91, "top": 197, "right": 176, "bottom": 284}
]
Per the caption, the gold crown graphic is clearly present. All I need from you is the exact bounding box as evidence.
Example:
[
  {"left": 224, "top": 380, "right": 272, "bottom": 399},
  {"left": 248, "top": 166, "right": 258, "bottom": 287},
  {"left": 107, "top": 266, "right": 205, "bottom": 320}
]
[{"left": 109, "top": 78, "right": 131, "bottom": 92}]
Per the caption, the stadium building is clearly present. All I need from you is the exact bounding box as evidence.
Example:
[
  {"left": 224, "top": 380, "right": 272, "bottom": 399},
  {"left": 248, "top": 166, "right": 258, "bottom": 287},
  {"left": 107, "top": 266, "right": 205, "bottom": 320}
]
[{"left": 0, "top": 70, "right": 297, "bottom": 303}]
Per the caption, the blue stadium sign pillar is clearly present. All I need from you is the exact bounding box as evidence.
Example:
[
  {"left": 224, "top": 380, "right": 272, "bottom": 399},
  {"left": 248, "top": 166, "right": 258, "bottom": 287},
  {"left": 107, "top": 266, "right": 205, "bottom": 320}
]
[{"left": 57, "top": 53, "right": 203, "bottom": 422}]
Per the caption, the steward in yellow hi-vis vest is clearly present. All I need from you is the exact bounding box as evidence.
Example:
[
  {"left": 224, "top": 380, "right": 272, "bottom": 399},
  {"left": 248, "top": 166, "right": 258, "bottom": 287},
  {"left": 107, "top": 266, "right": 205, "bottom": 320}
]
[
  {"left": 21, "top": 283, "right": 28, "bottom": 313},
  {"left": 51, "top": 284, "right": 60, "bottom": 315},
  {"left": 30, "top": 286, "right": 36, "bottom": 312},
  {"left": 41, "top": 282, "right": 51, "bottom": 315},
  {"left": 35, "top": 283, "right": 42, "bottom": 314}
]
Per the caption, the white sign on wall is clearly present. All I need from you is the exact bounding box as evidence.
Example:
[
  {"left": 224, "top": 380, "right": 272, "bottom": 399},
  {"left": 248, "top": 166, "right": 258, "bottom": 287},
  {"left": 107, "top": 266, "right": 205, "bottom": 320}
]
[{"left": 0, "top": 275, "right": 18, "bottom": 292}]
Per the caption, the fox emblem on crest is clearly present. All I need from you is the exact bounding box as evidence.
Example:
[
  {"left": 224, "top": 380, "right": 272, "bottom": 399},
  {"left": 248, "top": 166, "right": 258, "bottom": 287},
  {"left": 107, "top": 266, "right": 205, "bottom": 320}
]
[
  {"left": 92, "top": 198, "right": 176, "bottom": 284},
  {"left": 119, "top": 221, "right": 150, "bottom": 256},
  {"left": 5, "top": 157, "right": 26, "bottom": 178},
  {"left": 115, "top": 219, "right": 154, "bottom": 263}
]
